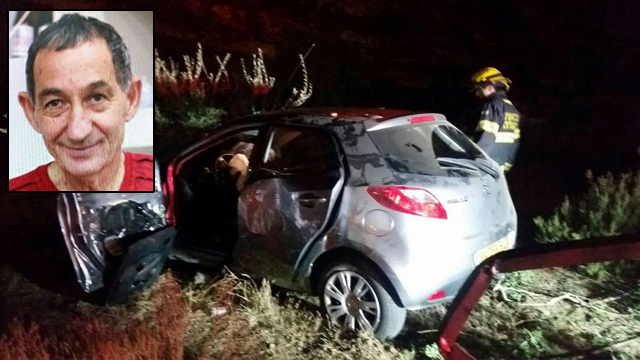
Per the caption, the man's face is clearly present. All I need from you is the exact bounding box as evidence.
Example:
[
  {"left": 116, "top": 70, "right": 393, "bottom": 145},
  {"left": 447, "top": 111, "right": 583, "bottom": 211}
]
[
  {"left": 25, "top": 38, "right": 132, "bottom": 177},
  {"left": 473, "top": 83, "right": 495, "bottom": 99}
]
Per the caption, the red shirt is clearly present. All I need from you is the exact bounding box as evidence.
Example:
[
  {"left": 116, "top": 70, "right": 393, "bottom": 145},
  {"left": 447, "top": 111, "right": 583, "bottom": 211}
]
[{"left": 9, "top": 152, "right": 154, "bottom": 191}]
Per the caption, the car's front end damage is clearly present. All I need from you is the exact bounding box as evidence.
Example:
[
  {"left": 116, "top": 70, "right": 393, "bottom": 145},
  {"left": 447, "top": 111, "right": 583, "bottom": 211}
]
[
  {"left": 57, "top": 161, "right": 176, "bottom": 303},
  {"left": 57, "top": 192, "right": 167, "bottom": 293}
]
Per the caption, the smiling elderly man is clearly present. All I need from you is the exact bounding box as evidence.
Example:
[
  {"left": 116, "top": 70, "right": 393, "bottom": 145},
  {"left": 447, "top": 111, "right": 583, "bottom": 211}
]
[{"left": 9, "top": 14, "right": 152, "bottom": 191}]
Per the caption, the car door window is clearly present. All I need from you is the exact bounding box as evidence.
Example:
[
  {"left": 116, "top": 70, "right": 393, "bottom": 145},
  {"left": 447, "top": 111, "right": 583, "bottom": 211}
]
[
  {"left": 263, "top": 127, "right": 340, "bottom": 175},
  {"left": 180, "top": 128, "right": 261, "bottom": 184}
]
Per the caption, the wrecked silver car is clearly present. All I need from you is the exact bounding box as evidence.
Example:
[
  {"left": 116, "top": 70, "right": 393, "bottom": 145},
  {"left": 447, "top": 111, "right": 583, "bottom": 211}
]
[{"left": 58, "top": 108, "right": 517, "bottom": 339}]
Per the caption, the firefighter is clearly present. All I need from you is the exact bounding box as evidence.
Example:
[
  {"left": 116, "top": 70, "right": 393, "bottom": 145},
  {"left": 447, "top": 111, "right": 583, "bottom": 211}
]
[{"left": 470, "top": 67, "right": 521, "bottom": 172}]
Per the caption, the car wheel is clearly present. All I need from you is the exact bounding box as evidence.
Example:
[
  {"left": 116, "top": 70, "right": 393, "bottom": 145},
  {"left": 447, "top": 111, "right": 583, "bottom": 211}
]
[
  {"left": 104, "top": 229, "right": 174, "bottom": 306},
  {"left": 318, "top": 259, "right": 406, "bottom": 339}
]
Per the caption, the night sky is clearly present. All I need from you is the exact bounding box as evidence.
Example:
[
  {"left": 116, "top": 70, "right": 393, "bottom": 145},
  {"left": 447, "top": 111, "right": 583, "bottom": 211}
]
[{"left": 3, "top": 1, "right": 640, "bottom": 239}]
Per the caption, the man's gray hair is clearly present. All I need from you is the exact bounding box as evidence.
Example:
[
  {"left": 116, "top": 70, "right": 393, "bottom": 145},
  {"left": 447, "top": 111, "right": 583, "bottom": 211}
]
[{"left": 26, "top": 13, "right": 132, "bottom": 102}]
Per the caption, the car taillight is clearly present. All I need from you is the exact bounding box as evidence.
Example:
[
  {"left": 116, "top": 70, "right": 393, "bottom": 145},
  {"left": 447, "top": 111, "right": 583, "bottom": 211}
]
[{"left": 367, "top": 186, "right": 447, "bottom": 219}]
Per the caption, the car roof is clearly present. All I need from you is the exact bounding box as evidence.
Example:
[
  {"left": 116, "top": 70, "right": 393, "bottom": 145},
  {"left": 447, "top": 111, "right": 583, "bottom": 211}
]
[
  {"left": 235, "top": 107, "right": 424, "bottom": 126},
  {"left": 173, "top": 108, "right": 450, "bottom": 166}
]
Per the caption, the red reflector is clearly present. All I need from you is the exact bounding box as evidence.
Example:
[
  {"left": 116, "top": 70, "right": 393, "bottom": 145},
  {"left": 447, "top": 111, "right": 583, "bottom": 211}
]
[
  {"left": 166, "top": 164, "right": 175, "bottom": 226},
  {"left": 428, "top": 290, "right": 446, "bottom": 301},
  {"left": 366, "top": 186, "right": 447, "bottom": 219},
  {"left": 410, "top": 115, "right": 436, "bottom": 124},
  {"left": 439, "top": 337, "right": 451, "bottom": 353}
]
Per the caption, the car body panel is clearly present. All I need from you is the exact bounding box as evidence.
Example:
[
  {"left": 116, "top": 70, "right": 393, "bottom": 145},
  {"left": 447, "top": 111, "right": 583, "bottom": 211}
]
[{"left": 235, "top": 169, "right": 344, "bottom": 289}]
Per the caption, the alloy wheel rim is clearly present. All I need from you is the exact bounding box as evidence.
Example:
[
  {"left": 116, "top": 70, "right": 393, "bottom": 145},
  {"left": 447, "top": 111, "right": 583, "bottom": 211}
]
[{"left": 323, "top": 271, "right": 381, "bottom": 333}]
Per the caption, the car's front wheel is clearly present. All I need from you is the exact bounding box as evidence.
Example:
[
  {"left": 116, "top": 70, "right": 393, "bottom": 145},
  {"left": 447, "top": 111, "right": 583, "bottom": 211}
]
[
  {"left": 104, "top": 227, "right": 175, "bottom": 305},
  {"left": 318, "top": 259, "right": 406, "bottom": 339}
]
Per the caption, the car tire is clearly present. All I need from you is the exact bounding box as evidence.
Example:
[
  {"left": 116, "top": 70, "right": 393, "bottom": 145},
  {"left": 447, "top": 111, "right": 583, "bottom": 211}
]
[
  {"left": 104, "top": 228, "right": 175, "bottom": 306},
  {"left": 318, "top": 259, "right": 407, "bottom": 339}
]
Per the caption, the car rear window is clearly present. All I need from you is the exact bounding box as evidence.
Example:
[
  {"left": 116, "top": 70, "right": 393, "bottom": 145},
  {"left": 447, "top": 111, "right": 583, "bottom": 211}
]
[
  {"left": 431, "top": 125, "right": 485, "bottom": 160},
  {"left": 368, "top": 124, "right": 484, "bottom": 174}
]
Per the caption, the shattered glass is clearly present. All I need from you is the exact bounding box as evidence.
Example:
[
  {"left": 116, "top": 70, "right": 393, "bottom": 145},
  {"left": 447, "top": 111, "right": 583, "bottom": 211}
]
[{"left": 57, "top": 192, "right": 166, "bottom": 293}]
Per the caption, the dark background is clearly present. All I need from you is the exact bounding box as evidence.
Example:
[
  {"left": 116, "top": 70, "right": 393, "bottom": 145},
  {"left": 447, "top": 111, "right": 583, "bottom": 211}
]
[{"left": 1, "top": 1, "right": 639, "bottom": 291}]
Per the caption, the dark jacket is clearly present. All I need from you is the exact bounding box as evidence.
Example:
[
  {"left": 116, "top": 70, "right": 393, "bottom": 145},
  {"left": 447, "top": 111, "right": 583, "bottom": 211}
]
[{"left": 473, "top": 90, "right": 520, "bottom": 171}]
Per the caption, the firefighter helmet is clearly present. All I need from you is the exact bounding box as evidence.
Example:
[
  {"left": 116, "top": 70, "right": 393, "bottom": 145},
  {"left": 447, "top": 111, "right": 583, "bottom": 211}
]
[{"left": 471, "top": 67, "right": 512, "bottom": 91}]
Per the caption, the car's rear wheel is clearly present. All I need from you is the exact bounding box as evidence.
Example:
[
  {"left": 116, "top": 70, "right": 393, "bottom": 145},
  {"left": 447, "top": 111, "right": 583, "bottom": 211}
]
[{"left": 318, "top": 259, "right": 406, "bottom": 339}]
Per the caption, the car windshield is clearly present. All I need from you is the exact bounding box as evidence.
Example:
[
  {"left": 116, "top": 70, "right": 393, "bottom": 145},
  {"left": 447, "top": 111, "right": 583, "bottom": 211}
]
[{"left": 368, "top": 124, "right": 484, "bottom": 175}]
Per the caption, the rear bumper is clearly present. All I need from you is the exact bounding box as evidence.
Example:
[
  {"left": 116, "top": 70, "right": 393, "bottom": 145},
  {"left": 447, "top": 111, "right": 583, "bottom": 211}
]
[{"left": 367, "top": 221, "right": 517, "bottom": 310}]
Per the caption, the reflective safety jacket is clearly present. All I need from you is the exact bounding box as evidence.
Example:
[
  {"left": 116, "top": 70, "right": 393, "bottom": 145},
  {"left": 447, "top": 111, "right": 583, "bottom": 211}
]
[{"left": 473, "top": 90, "right": 520, "bottom": 172}]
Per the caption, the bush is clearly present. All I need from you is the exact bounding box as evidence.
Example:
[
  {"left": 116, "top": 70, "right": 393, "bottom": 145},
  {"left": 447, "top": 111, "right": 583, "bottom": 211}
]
[
  {"left": 534, "top": 169, "right": 640, "bottom": 243},
  {"left": 511, "top": 329, "right": 554, "bottom": 360},
  {"left": 533, "top": 168, "right": 640, "bottom": 281},
  {"left": 154, "top": 105, "right": 226, "bottom": 161},
  {"left": 153, "top": 43, "right": 316, "bottom": 160}
]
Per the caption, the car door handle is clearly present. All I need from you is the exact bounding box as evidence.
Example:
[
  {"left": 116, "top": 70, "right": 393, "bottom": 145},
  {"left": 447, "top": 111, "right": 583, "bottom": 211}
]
[{"left": 299, "top": 195, "right": 327, "bottom": 207}]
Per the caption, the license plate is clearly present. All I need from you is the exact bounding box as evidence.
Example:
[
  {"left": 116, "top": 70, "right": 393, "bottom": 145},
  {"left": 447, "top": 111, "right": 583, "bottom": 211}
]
[{"left": 473, "top": 237, "right": 509, "bottom": 265}]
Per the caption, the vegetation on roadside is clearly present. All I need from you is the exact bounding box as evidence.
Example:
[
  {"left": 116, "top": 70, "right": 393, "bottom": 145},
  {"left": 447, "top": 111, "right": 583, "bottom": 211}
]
[
  {"left": 0, "top": 267, "right": 409, "bottom": 360},
  {"left": 0, "top": 268, "right": 185, "bottom": 360},
  {"left": 534, "top": 169, "right": 640, "bottom": 243},
  {"left": 455, "top": 267, "right": 640, "bottom": 360},
  {"left": 3, "top": 263, "right": 636, "bottom": 360},
  {"left": 534, "top": 167, "right": 640, "bottom": 282},
  {"left": 154, "top": 44, "right": 314, "bottom": 161},
  {"left": 444, "top": 164, "right": 640, "bottom": 359}
]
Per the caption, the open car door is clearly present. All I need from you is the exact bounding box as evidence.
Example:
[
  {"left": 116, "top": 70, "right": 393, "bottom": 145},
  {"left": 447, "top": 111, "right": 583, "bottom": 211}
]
[{"left": 57, "top": 161, "right": 176, "bottom": 305}]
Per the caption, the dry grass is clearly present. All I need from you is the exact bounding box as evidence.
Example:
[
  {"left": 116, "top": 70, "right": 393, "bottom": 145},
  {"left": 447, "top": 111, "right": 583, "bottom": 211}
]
[
  {"left": 456, "top": 268, "right": 640, "bottom": 360},
  {"left": 181, "top": 271, "right": 240, "bottom": 359},
  {"left": 193, "top": 273, "right": 404, "bottom": 360},
  {"left": 3, "top": 262, "right": 637, "bottom": 360},
  {"left": 0, "top": 267, "right": 405, "bottom": 360},
  {"left": 0, "top": 269, "right": 185, "bottom": 360},
  {"left": 0, "top": 320, "right": 51, "bottom": 360}
]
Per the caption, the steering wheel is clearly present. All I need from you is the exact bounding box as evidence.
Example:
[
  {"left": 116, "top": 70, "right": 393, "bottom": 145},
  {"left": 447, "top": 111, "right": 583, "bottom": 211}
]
[{"left": 215, "top": 153, "right": 236, "bottom": 171}]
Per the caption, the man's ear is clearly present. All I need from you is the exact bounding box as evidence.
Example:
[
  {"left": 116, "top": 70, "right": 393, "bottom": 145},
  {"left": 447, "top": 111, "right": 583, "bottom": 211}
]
[
  {"left": 124, "top": 77, "right": 142, "bottom": 123},
  {"left": 18, "top": 91, "right": 41, "bottom": 133}
]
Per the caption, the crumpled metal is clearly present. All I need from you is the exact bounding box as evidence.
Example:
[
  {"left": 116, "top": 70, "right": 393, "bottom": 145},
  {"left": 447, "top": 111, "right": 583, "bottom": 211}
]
[{"left": 58, "top": 192, "right": 166, "bottom": 293}]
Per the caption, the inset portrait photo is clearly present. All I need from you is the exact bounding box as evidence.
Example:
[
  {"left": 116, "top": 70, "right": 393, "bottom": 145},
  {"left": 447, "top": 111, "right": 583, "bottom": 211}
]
[{"left": 8, "top": 11, "right": 154, "bottom": 191}]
